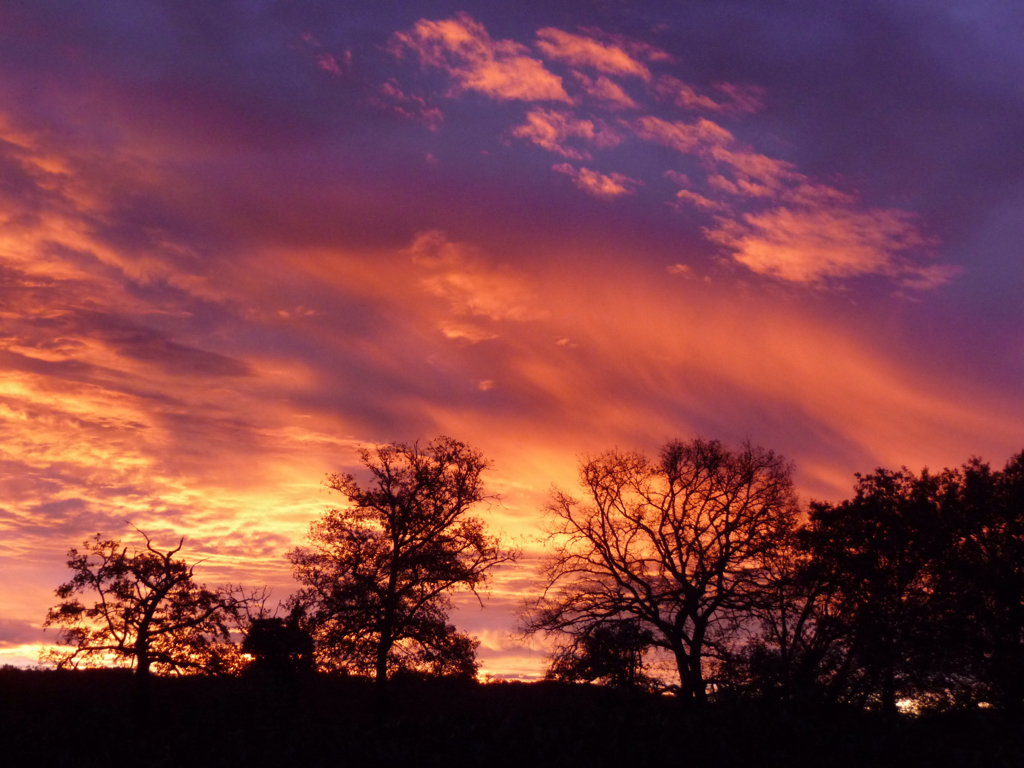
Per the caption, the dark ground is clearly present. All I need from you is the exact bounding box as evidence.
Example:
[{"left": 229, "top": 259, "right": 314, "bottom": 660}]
[{"left": 1, "top": 667, "right": 1022, "bottom": 767}]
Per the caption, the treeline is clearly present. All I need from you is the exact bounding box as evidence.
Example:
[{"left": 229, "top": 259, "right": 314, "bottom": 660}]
[{"left": 39, "top": 436, "right": 1024, "bottom": 716}]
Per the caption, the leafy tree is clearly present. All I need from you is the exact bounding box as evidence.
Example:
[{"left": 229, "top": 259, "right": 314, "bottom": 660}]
[
  {"left": 393, "top": 623, "right": 481, "bottom": 682},
  {"left": 523, "top": 438, "right": 798, "bottom": 704},
  {"left": 43, "top": 527, "right": 241, "bottom": 706},
  {"left": 797, "top": 468, "right": 967, "bottom": 713},
  {"left": 733, "top": 453, "right": 1024, "bottom": 714},
  {"left": 547, "top": 618, "right": 656, "bottom": 689},
  {"left": 241, "top": 605, "right": 315, "bottom": 678},
  {"left": 950, "top": 453, "right": 1024, "bottom": 712},
  {"left": 288, "top": 436, "right": 518, "bottom": 684}
]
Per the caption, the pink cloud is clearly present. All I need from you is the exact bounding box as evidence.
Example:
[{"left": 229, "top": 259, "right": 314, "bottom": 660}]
[
  {"left": 372, "top": 80, "right": 444, "bottom": 130},
  {"left": 654, "top": 75, "right": 725, "bottom": 112},
  {"left": 317, "top": 54, "right": 343, "bottom": 76},
  {"left": 704, "top": 205, "right": 935, "bottom": 283},
  {"left": 654, "top": 78, "right": 765, "bottom": 115},
  {"left": 714, "top": 82, "right": 767, "bottom": 114},
  {"left": 676, "top": 188, "right": 729, "bottom": 211},
  {"left": 536, "top": 27, "right": 653, "bottom": 80},
  {"left": 631, "top": 114, "right": 734, "bottom": 153},
  {"left": 552, "top": 163, "right": 641, "bottom": 198},
  {"left": 571, "top": 71, "right": 638, "bottom": 109},
  {"left": 633, "top": 123, "right": 946, "bottom": 288},
  {"left": 511, "top": 108, "right": 620, "bottom": 159},
  {"left": 392, "top": 14, "right": 570, "bottom": 103},
  {"left": 407, "top": 230, "right": 548, "bottom": 324}
]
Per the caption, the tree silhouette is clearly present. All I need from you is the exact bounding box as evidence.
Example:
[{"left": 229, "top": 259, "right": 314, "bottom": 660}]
[
  {"left": 288, "top": 436, "right": 518, "bottom": 685},
  {"left": 547, "top": 618, "right": 656, "bottom": 689},
  {"left": 801, "top": 469, "right": 963, "bottom": 713},
  {"left": 242, "top": 604, "right": 315, "bottom": 678},
  {"left": 715, "top": 521, "right": 839, "bottom": 705},
  {"left": 948, "top": 453, "right": 1024, "bottom": 712},
  {"left": 523, "top": 438, "right": 798, "bottom": 704},
  {"left": 43, "top": 527, "right": 241, "bottom": 709}
]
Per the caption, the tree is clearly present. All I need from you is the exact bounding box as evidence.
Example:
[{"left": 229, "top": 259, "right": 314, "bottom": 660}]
[
  {"left": 523, "top": 438, "right": 798, "bottom": 704},
  {"left": 797, "top": 467, "right": 967, "bottom": 713},
  {"left": 949, "top": 453, "right": 1024, "bottom": 712},
  {"left": 43, "top": 527, "right": 241, "bottom": 708},
  {"left": 715, "top": 521, "right": 839, "bottom": 705},
  {"left": 547, "top": 617, "right": 656, "bottom": 689},
  {"left": 288, "top": 436, "right": 518, "bottom": 685},
  {"left": 241, "top": 604, "right": 315, "bottom": 679}
]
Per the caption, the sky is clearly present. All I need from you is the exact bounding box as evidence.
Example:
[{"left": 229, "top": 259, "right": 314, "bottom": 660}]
[{"left": 1, "top": 0, "right": 1022, "bottom": 678}]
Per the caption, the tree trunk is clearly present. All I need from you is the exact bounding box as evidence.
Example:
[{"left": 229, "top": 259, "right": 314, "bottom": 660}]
[
  {"left": 375, "top": 630, "right": 392, "bottom": 686},
  {"left": 374, "top": 616, "right": 394, "bottom": 722},
  {"left": 134, "top": 644, "right": 152, "bottom": 722},
  {"left": 689, "top": 620, "right": 707, "bottom": 705},
  {"left": 671, "top": 639, "right": 705, "bottom": 706},
  {"left": 880, "top": 665, "right": 897, "bottom": 716}
]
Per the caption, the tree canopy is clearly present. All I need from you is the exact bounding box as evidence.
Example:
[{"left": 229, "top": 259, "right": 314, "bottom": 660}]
[
  {"left": 723, "top": 452, "right": 1024, "bottom": 714},
  {"left": 43, "top": 527, "right": 242, "bottom": 706},
  {"left": 523, "top": 438, "right": 799, "bottom": 703},
  {"left": 288, "top": 436, "right": 518, "bottom": 683}
]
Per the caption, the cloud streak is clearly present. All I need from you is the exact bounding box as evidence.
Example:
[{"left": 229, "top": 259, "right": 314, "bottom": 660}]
[
  {"left": 392, "top": 14, "right": 570, "bottom": 102},
  {"left": 535, "top": 28, "right": 656, "bottom": 80}
]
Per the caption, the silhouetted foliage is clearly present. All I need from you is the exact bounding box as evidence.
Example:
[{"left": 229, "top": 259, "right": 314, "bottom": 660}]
[
  {"left": 798, "top": 469, "right": 953, "bottom": 712},
  {"left": 724, "top": 454, "right": 1024, "bottom": 714},
  {"left": 288, "top": 436, "right": 518, "bottom": 683},
  {"left": 523, "top": 438, "right": 799, "bottom": 704},
  {"left": 42, "top": 526, "right": 243, "bottom": 708},
  {"left": 713, "top": 520, "right": 838, "bottom": 706},
  {"left": 242, "top": 604, "right": 315, "bottom": 678},
  {"left": 944, "top": 452, "right": 1024, "bottom": 712},
  {"left": 547, "top": 617, "right": 657, "bottom": 689}
]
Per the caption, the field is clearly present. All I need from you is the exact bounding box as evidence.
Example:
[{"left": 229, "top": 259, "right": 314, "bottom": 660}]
[{"left": 2, "top": 668, "right": 1023, "bottom": 767}]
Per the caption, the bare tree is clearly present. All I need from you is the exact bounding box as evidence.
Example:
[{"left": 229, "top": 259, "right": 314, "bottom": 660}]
[
  {"left": 43, "top": 526, "right": 242, "bottom": 708},
  {"left": 288, "top": 436, "right": 519, "bottom": 685},
  {"left": 523, "top": 438, "right": 798, "bottom": 704}
]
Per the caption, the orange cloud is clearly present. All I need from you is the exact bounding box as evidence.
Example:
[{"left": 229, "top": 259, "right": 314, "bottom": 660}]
[
  {"left": 628, "top": 121, "right": 945, "bottom": 287},
  {"left": 571, "top": 71, "right": 638, "bottom": 109},
  {"left": 408, "top": 230, "right": 549, "bottom": 324},
  {"left": 713, "top": 82, "right": 767, "bottom": 114},
  {"left": 511, "top": 108, "right": 620, "bottom": 159},
  {"left": 631, "top": 114, "right": 734, "bottom": 153},
  {"left": 654, "top": 75, "right": 725, "bottom": 112},
  {"left": 392, "top": 14, "right": 570, "bottom": 102},
  {"left": 552, "top": 163, "right": 641, "bottom": 198},
  {"left": 535, "top": 27, "right": 654, "bottom": 80},
  {"left": 654, "top": 78, "right": 766, "bottom": 115},
  {"left": 372, "top": 80, "right": 444, "bottom": 130},
  {"left": 676, "top": 188, "right": 728, "bottom": 211},
  {"left": 705, "top": 205, "right": 935, "bottom": 283}
]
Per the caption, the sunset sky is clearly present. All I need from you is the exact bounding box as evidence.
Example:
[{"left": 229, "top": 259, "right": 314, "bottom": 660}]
[{"left": 1, "top": 1, "right": 1022, "bottom": 678}]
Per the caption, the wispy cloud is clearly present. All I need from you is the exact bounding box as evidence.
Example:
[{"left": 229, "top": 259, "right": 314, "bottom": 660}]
[
  {"left": 535, "top": 28, "right": 655, "bottom": 80},
  {"left": 371, "top": 80, "right": 444, "bottom": 130},
  {"left": 385, "top": 16, "right": 951, "bottom": 290},
  {"left": 408, "top": 230, "right": 548, "bottom": 324},
  {"left": 391, "top": 14, "right": 570, "bottom": 102},
  {"left": 634, "top": 122, "right": 945, "bottom": 286},
  {"left": 571, "top": 72, "right": 639, "bottom": 109},
  {"left": 552, "top": 163, "right": 641, "bottom": 198},
  {"left": 0, "top": 4, "right": 1012, "bottom": 682},
  {"left": 630, "top": 115, "right": 735, "bottom": 153},
  {"left": 705, "top": 206, "right": 933, "bottom": 283},
  {"left": 511, "top": 108, "right": 620, "bottom": 159}
]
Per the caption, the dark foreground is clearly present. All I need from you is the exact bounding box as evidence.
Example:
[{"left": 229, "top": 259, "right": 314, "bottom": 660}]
[{"left": 2, "top": 668, "right": 1023, "bottom": 767}]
